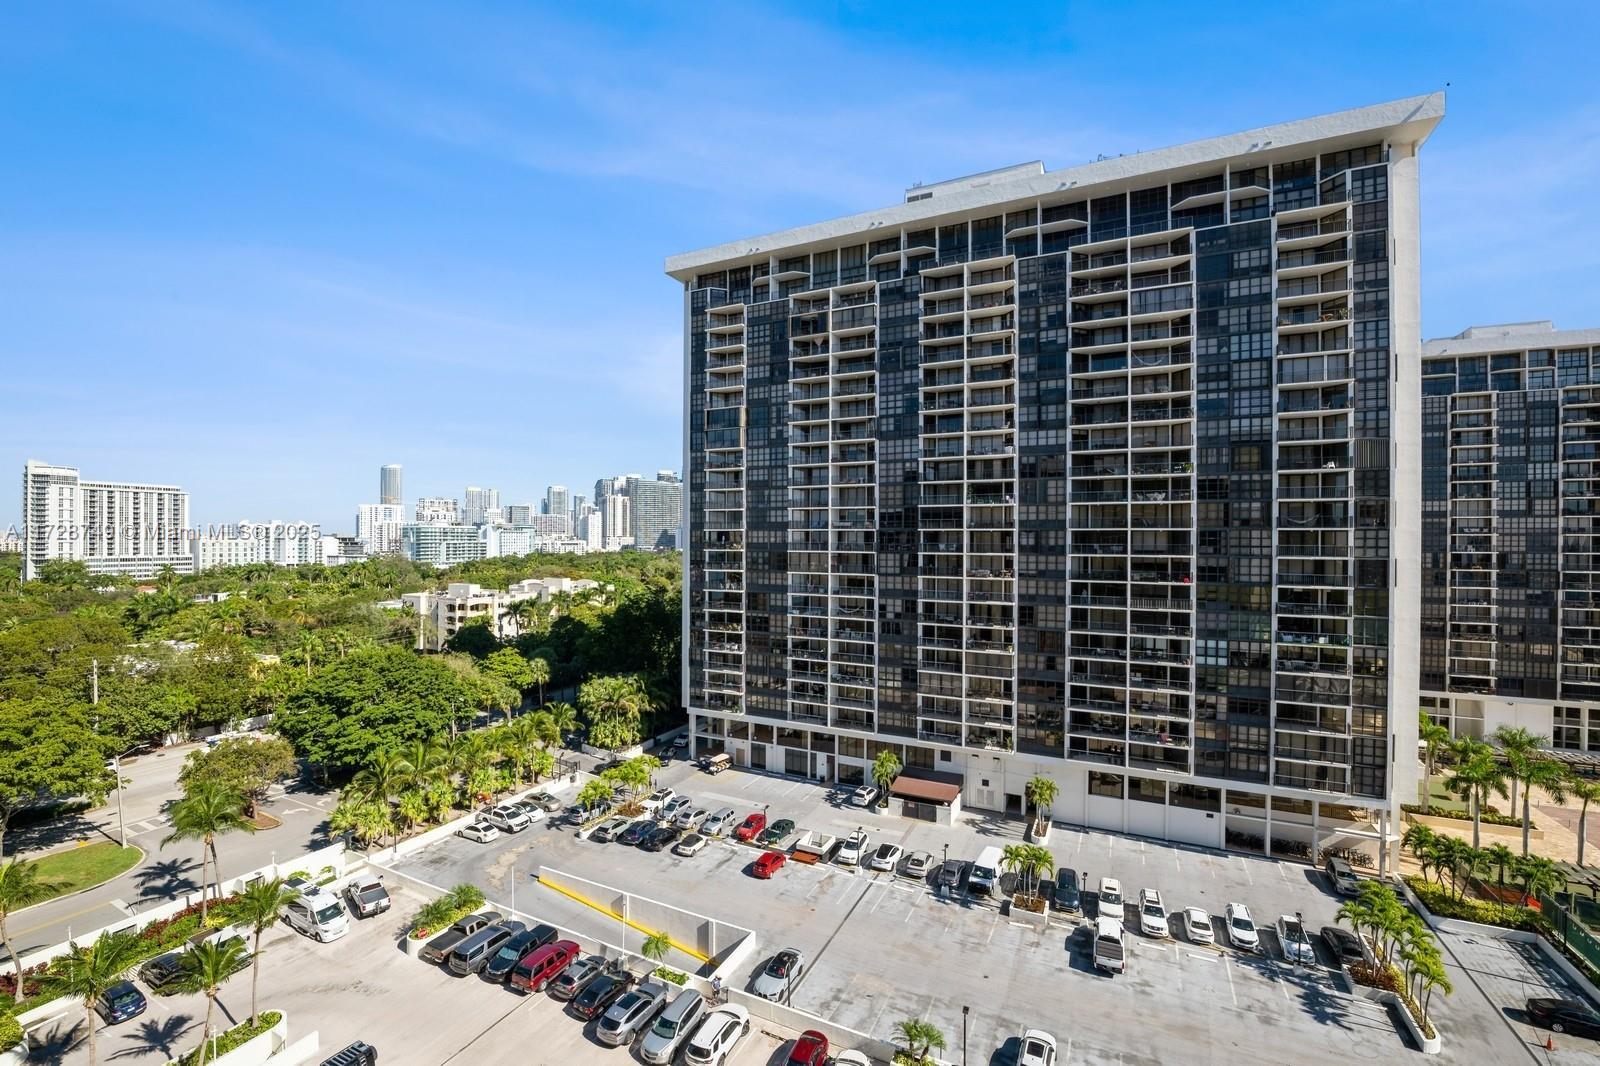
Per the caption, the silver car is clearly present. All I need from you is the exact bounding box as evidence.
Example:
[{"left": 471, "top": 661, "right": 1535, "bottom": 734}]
[
  {"left": 675, "top": 807, "right": 711, "bottom": 831},
  {"left": 638, "top": 988, "right": 707, "bottom": 1064},
  {"left": 702, "top": 807, "right": 737, "bottom": 836},
  {"left": 596, "top": 979, "right": 671, "bottom": 1046}
]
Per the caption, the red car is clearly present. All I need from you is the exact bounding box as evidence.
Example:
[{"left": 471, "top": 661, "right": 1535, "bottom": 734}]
[
  {"left": 788, "top": 1030, "right": 829, "bottom": 1065},
  {"left": 733, "top": 813, "right": 767, "bottom": 842},
  {"left": 509, "top": 939, "right": 579, "bottom": 993},
  {"left": 752, "top": 850, "right": 787, "bottom": 878}
]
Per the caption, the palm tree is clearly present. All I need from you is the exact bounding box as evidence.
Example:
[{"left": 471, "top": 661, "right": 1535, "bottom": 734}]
[
  {"left": 395, "top": 741, "right": 448, "bottom": 795},
  {"left": 1514, "top": 756, "right": 1568, "bottom": 857},
  {"left": 1418, "top": 712, "right": 1452, "bottom": 802},
  {"left": 290, "top": 630, "right": 322, "bottom": 677},
  {"left": 893, "top": 1019, "right": 947, "bottom": 1065},
  {"left": 578, "top": 675, "right": 651, "bottom": 753},
  {"left": 48, "top": 929, "right": 144, "bottom": 1066},
  {"left": 1492, "top": 725, "right": 1544, "bottom": 813},
  {"left": 1513, "top": 853, "right": 1564, "bottom": 909},
  {"left": 177, "top": 937, "right": 249, "bottom": 1065},
  {"left": 641, "top": 929, "right": 672, "bottom": 966},
  {"left": 544, "top": 701, "right": 578, "bottom": 745},
  {"left": 349, "top": 751, "right": 407, "bottom": 843},
  {"left": 1443, "top": 742, "right": 1508, "bottom": 849},
  {"left": 528, "top": 657, "right": 551, "bottom": 706},
  {"left": 577, "top": 779, "right": 615, "bottom": 813},
  {"left": 1569, "top": 773, "right": 1600, "bottom": 867},
  {"left": 395, "top": 790, "right": 429, "bottom": 833},
  {"left": 1401, "top": 822, "right": 1436, "bottom": 881},
  {"left": 0, "top": 859, "right": 48, "bottom": 1002},
  {"left": 871, "top": 750, "right": 902, "bottom": 809},
  {"left": 1419, "top": 954, "right": 1454, "bottom": 1025},
  {"left": 163, "top": 783, "right": 255, "bottom": 922},
  {"left": 1024, "top": 776, "right": 1059, "bottom": 837},
  {"left": 1483, "top": 843, "right": 1516, "bottom": 918},
  {"left": 235, "top": 878, "right": 296, "bottom": 1027}
]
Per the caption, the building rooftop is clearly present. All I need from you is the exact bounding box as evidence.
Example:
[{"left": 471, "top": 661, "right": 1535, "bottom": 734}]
[
  {"left": 1425, "top": 321, "right": 1600, "bottom": 356},
  {"left": 665, "top": 92, "right": 1445, "bottom": 280}
]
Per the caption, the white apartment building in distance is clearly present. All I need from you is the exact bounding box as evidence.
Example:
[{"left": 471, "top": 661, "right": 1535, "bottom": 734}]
[
  {"left": 21, "top": 460, "right": 191, "bottom": 580},
  {"left": 463, "top": 486, "right": 500, "bottom": 524},
  {"left": 191, "top": 521, "right": 324, "bottom": 572},
  {"left": 404, "top": 576, "right": 600, "bottom": 649},
  {"left": 355, "top": 503, "right": 406, "bottom": 556},
  {"left": 402, "top": 522, "right": 487, "bottom": 567},
  {"left": 415, "top": 497, "right": 459, "bottom": 524},
  {"left": 669, "top": 95, "right": 1441, "bottom": 872}
]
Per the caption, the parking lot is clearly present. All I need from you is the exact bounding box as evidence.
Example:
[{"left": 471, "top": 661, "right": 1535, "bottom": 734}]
[
  {"left": 1430, "top": 927, "right": 1600, "bottom": 1065},
  {"left": 32, "top": 877, "right": 791, "bottom": 1066},
  {"left": 390, "top": 760, "right": 1467, "bottom": 1065}
]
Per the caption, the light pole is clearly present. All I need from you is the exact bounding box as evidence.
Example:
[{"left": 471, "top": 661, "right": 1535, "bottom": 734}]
[{"left": 962, "top": 1005, "right": 969, "bottom": 1066}]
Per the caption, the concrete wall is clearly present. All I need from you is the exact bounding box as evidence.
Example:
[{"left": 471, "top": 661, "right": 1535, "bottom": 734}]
[
  {"left": 536, "top": 866, "right": 753, "bottom": 974},
  {"left": 729, "top": 990, "right": 895, "bottom": 1065}
]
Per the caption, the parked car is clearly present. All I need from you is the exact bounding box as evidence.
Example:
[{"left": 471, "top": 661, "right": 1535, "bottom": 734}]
[
  {"left": 642, "top": 788, "right": 677, "bottom": 814},
  {"left": 733, "top": 813, "right": 767, "bottom": 841},
  {"left": 596, "top": 979, "right": 672, "bottom": 1046},
  {"left": 447, "top": 920, "right": 524, "bottom": 977},
  {"left": 564, "top": 799, "right": 611, "bottom": 826},
  {"left": 95, "top": 981, "right": 147, "bottom": 1025},
  {"left": 675, "top": 832, "right": 710, "bottom": 857},
  {"left": 510, "top": 940, "right": 581, "bottom": 994},
  {"left": 901, "top": 850, "right": 935, "bottom": 880},
  {"left": 482, "top": 924, "right": 559, "bottom": 983},
  {"left": 849, "top": 784, "right": 879, "bottom": 807},
  {"left": 640, "top": 823, "right": 682, "bottom": 852},
  {"left": 590, "top": 816, "right": 631, "bottom": 843},
  {"left": 1018, "top": 1029, "right": 1057, "bottom": 1066},
  {"left": 1096, "top": 877, "right": 1124, "bottom": 921},
  {"left": 752, "top": 850, "right": 787, "bottom": 878},
  {"left": 318, "top": 1042, "right": 377, "bottom": 1066},
  {"left": 683, "top": 1004, "right": 751, "bottom": 1066},
  {"left": 283, "top": 875, "right": 316, "bottom": 896},
  {"left": 1324, "top": 855, "right": 1361, "bottom": 896},
  {"left": 419, "top": 911, "right": 502, "bottom": 965},
  {"left": 545, "top": 951, "right": 605, "bottom": 999},
  {"left": 702, "top": 807, "right": 737, "bottom": 837},
  {"left": 758, "top": 818, "right": 796, "bottom": 846},
  {"left": 343, "top": 877, "right": 391, "bottom": 919},
  {"left": 662, "top": 796, "right": 694, "bottom": 821},
  {"left": 1052, "top": 868, "right": 1081, "bottom": 914},
  {"left": 1183, "top": 907, "right": 1216, "bottom": 946},
  {"left": 1320, "top": 925, "right": 1370, "bottom": 967},
  {"left": 868, "top": 842, "right": 903, "bottom": 872},
  {"left": 699, "top": 753, "right": 732, "bottom": 774},
  {"left": 618, "top": 820, "right": 657, "bottom": 847},
  {"left": 672, "top": 734, "right": 691, "bottom": 751},
  {"left": 1276, "top": 915, "right": 1316, "bottom": 964},
  {"left": 524, "top": 791, "right": 563, "bottom": 813},
  {"left": 571, "top": 969, "right": 636, "bottom": 1020},
  {"left": 457, "top": 821, "right": 500, "bottom": 844},
  {"left": 936, "top": 859, "right": 966, "bottom": 891},
  {"left": 139, "top": 951, "right": 186, "bottom": 992},
  {"left": 638, "top": 987, "right": 708, "bottom": 1064},
  {"left": 1138, "top": 889, "right": 1169, "bottom": 938},
  {"left": 752, "top": 948, "right": 805, "bottom": 1000},
  {"left": 1225, "top": 902, "right": 1262, "bottom": 954},
  {"left": 482, "top": 803, "right": 533, "bottom": 833},
  {"left": 675, "top": 807, "right": 711, "bottom": 831},
  {"left": 1092, "top": 916, "right": 1126, "bottom": 975},
  {"left": 284, "top": 888, "right": 351, "bottom": 943},
  {"left": 834, "top": 1053, "right": 872, "bottom": 1066},
  {"left": 1527, "top": 997, "right": 1600, "bottom": 1037},
  {"left": 836, "top": 831, "right": 870, "bottom": 867},
  {"left": 787, "top": 1029, "right": 830, "bottom": 1066}
]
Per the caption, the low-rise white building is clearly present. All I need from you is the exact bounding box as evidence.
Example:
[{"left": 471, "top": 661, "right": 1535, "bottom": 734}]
[
  {"left": 190, "top": 521, "right": 323, "bottom": 572},
  {"left": 403, "top": 576, "right": 601, "bottom": 650}
]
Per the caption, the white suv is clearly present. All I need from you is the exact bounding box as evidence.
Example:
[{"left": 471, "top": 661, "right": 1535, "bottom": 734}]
[
  {"left": 1138, "top": 888, "right": 1169, "bottom": 937},
  {"left": 684, "top": 1004, "right": 750, "bottom": 1065},
  {"left": 1225, "top": 902, "right": 1262, "bottom": 954}
]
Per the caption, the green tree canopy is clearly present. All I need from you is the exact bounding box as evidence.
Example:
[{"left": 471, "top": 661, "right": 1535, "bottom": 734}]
[
  {"left": 0, "top": 697, "right": 111, "bottom": 855},
  {"left": 178, "top": 736, "right": 298, "bottom": 817}
]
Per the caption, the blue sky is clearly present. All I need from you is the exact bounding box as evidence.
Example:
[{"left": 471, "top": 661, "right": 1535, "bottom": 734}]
[{"left": 3, "top": 1, "right": 1598, "bottom": 532}]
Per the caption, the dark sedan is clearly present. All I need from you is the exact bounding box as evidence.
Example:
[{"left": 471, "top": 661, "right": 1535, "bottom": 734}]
[
  {"left": 1527, "top": 997, "right": 1600, "bottom": 1037},
  {"left": 571, "top": 970, "right": 636, "bottom": 1020},
  {"left": 617, "top": 820, "right": 657, "bottom": 847},
  {"left": 639, "top": 824, "right": 682, "bottom": 852},
  {"left": 1319, "top": 925, "right": 1370, "bottom": 967},
  {"left": 757, "top": 818, "right": 796, "bottom": 846}
]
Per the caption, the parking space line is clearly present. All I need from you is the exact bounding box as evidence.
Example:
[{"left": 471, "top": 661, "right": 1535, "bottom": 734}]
[
  {"left": 986, "top": 913, "right": 999, "bottom": 944},
  {"left": 1239, "top": 857, "right": 1253, "bottom": 885},
  {"left": 1276, "top": 862, "right": 1288, "bottom": 882},
  {"left": 1224, "top": 956, "right": 1239, "bottom": 1006}
]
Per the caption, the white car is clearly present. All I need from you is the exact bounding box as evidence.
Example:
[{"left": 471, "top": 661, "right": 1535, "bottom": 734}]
[
  {"left": 1276, "top": 914, "right": 1316, "bottom": 964},
  {"left": 457, "top": 821, "right": 500, "bottom": 844},
  {"left": 1097, "top": 877, "right": 1124, "bottom": 921},
  {"left": 900, "top": 851, "right": 935, "bottom": 879},
  {"left": 675, "top": 806, "right": 711, "bottom": 831},
  {"left": 662, "top": 796, "right": 694, "bottom": 821},
  {"left": 849, "top": 784, "right": 880, "bottom": 807},
  {"left": 868, "top": 842, "right": 903, "bottom": 872},
  {"left": 1018, "top": 1029, "right": 1057, "bottom": 1066},
  {"left": 751, "top": 948, "right": 804, "bottom": 1000},
  {"left": 674, "top": 832, "right": 710, "bottom": 857},
  {"left": 642, "top": 788, "right": 676, "bottom": 814},
  {"left": 835, "top": 831, "right": 869, "bottom": 867},
  {"left": 482, "top": 804, "right": 531, "bottom": 833},
  {"left": 1138, "top": 888, "right": 1169, "bottom": 938},
  {"left": 1183, "top": 906, "right": 1215, "bottom": 946},
  {"left": 1225, "top": 902, "right": 1262, "bottom": 954},
  {"left": 684, "top": 1004, "right": 750, "bottom": 1065},
  {"left": 834, "top": 1054, "right": 872, "bottom": 1066},
  {"left": 702, "top": 807, "right": 737, "bottom": 836}
]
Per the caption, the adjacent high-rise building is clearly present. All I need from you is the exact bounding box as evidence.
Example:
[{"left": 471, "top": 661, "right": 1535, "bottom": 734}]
[
  {"left": 463, "top": 486, "right": 500, "bottom": 525},
  {"left": 21, "top": 460, "right": 191, "bottom": 580},
  {"left": 380, "top": 464, "right": 404, "bottom": 506},
  {"left": 355, "top": 503, "right": 406, "bottom": 556},
  {"left": 1420, "top": 321, "right": 1600, "bottom": 754},
  {"left": 627, "top": 474, "right": 683, "bottom": 550},
  {"left": 668, "top": 95, "right": 1442, "bottom": 868}
]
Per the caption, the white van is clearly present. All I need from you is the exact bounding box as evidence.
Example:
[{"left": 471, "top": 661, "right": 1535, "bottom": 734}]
[
  {"left": 969, "top": 846, "right": 1003, "bottom": 896},
  {"left": 283, "top": 888, "right": 350, "bottom": 943}
]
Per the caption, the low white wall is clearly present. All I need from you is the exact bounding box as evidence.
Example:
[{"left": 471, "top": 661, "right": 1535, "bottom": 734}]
[
  {"left": 729, "top": 990, "right": 895, "bottom": 1064},
  {"left": 181, "top": 1011, "right": 290, "bottom": 1066}
]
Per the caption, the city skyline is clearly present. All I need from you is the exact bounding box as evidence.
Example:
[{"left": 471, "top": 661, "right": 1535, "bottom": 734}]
[{"left": 5, "top": 4, "right": 1599, "bottom": 534}]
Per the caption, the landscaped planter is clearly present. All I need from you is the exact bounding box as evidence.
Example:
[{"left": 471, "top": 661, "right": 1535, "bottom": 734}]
[
  {"left": 1007, "top": 895, "right": 1050, "bottom": 931},
  {"left": 1027, "top": 821, "right": 1052, "bottom": 844}
]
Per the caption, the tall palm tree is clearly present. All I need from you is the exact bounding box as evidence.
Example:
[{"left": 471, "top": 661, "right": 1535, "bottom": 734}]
[
  {"left": 177, "top": 938, "right": 249, "bottom": 1065},
  {"left": 528, "top": 656, "right": 551, "bottom": 706},
  {"left": 395, "top": 741, "right": 448, "bottom": 795},
  {"left": 0, "top": 859, "right": 48, "bottom": 1002},
  {"left": 1443, "top": 742, "right": 1508, "bottom": 850},
  {"left": 1024, "top": 776, "right": 1058, "bottom": 837},
  {"left": 1483, "top": 843, "right": 1516, "bottom": 918},
  {"left": 1401, "top": 823, "right": 1437, "bottom": 882},
  {"left": 1514, "top": 756, "right": 1568, "bottom": 857},
  {"left": 578, "top": 675, "right": 651, "bottom": 753},
  {"left": 1492, "top": 726, "right": 1544, "bottom": 813},
  {"left": 235, "top": 878, "right": 296, "bottom": 1027},
  {"left": 871, "top": 750, "right": 902, "bottom": 809},
  {"left": 543, "top": 701, "right": 578, "bottom": 745},
  {"left": 1418, "top": 711, "right": 1452, "bottom": 802},
  {"left": 349, "top": 751, "right": 407, "bottom": 843},
  {"left": 290, "top": 630, "right": 322, "bottom": 677},
  {"left": 48, "top": 929, "right": 144, "bottom": 1066},
  {"left": 1569, "top": 773, "right": 1600, "bottom": 867},
  {"left": 163, "top": 783, "right": 255, "bottom": 922}
]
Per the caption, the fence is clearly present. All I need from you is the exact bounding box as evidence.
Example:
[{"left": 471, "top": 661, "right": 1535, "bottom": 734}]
[{"left": 1542, "top": 892, "right": 1600, "bottom": 976}]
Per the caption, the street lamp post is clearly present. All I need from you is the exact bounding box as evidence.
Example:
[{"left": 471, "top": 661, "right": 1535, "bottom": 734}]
[{"left": 962, "top": 1005, "right": 969, "bottom": 1066}]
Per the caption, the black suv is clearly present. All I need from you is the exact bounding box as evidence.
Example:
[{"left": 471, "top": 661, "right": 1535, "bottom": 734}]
[
  {"left": 320, "top": 1042, "right": 377, "bottom": 1066},
  {"left": 572, "top": 970, "right": 636, "bottom": 1020},
  {"left": 1052, "top": 867, "right": 1082, "bottom": 913}
]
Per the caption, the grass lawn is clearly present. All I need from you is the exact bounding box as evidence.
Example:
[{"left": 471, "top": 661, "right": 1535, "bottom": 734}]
[{"left": 30, "top": 843, "right": 142, "bottom": 901}]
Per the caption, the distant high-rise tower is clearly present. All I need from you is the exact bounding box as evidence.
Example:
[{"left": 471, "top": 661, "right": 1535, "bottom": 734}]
[
  {"left": 380, "top": 464, "right": 403, "bottom": 506},
  {"left": 545, "top": 486, "right": 570, "bottom": 522},
  {"left": 463, "top": 486, "right": 500, "bottom": 525},
  {"left": 21, "top": 460, "right": 190, "bottom": 580}
]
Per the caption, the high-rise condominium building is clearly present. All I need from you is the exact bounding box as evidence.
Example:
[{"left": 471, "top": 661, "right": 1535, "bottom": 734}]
[
  {"left": 602, "top": 494, "right": 631, "bottom": 550},
  {"left": 545, "top": 485, "right": 570, "bottom": 523},
  {"left": 355, "top": 503, "right": 406, "bottom": 556},
  {"left": 402, "top": 523, "right": 487, "bottom": 567},
  {"left": 627, "top": 475, "right": 683, "bottom": 550},
  {"left": 463, "top": 486, "right": 500, "bottom": 525},
  {"left": 668, "top": 95, "right": 1442, "bottom": 867},
  {"left": 415, "top": 497, "right": 460, "bottom": 524},
  {"left": 380, "top": 464, "right": 403, "bottom": 506},
  {"left": 503, "top": 503, "right": 536, "bottom": 527},
  {"left": 1420, "top": 321, "right": 1600, "bottom": 753},
  {"left": 21, "top": 460, "right": 191, "bottom": 580}
]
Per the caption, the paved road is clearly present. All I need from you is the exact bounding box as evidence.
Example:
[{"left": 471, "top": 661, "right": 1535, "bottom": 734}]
[{"left": 4, "top": 747, "right": 336, "bottom": 958}]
